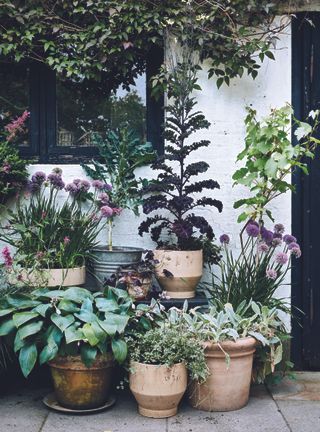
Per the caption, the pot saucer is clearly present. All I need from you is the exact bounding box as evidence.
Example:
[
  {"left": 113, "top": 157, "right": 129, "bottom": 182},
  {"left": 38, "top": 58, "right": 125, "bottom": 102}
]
[{"left": 43, "top": 392, "right": 116, "bottom": 414}]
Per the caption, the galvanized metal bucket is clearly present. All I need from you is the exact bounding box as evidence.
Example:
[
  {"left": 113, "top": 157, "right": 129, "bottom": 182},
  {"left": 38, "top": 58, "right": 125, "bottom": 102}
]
[{"left": 89, "top": 246, "right": 144, "bottom": 289}]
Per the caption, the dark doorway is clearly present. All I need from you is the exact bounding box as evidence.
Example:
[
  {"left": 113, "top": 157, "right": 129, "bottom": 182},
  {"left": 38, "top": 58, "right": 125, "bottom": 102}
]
[{"left": 292, "top": 12, "right": 320, "bottom": 370}]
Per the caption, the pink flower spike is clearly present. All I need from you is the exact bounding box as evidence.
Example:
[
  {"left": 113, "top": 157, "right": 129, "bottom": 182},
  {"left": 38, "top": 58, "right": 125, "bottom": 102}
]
[
  {"left": 63, "top": 236, "right": 71, "bottom": 245},
  {"left": 2, "top": 246, "right": 13, "bottom": 268}
]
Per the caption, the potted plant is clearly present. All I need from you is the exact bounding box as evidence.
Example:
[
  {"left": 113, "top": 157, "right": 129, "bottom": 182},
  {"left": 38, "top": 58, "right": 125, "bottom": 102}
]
[
  {"left": 0, "top": 286, "right": 131, "bottom": 409},
  {"left": 0, "top": 169, "right": 106, "bottom": 288},
  {"left": 127, "top": 310, "right": 208, "bottom": 418},
  {"left": 139, "top": 58, "right": 222, "bottom": 298},
  {"left": 186, "top": 302, "right": 286, "bottom": 412},
  {"left": 0, "top": 111, "right": 29, "bottom": 207},
  {"left": 115, "top": 250, "right": 159, "bottom": 301},
  {"left": 82, "top": 126, "right": 156, "bottom": 287}
]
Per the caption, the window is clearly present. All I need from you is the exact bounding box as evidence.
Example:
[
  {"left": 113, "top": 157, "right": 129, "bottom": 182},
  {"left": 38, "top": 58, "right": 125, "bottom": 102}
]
[{"left": 0, "top": 47, "right": 164, "bottom": 163}]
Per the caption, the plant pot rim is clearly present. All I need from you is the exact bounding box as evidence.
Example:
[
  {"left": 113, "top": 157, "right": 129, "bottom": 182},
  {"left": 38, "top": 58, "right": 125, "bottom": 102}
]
[
  {"left": 154, "top": 248, "right": 203, "bottom": 253},
  {"left": 91, "top": 246, "right": 145, "bottom": 253},
  {"left": 25, "top": 265, "right": 85, "bottom": 271},
  {"left": 49, "top": 353, "right": 114, "bottom": 370},
  {"left": 130, "top": 360, "right": 185, "bottom": 369},
  {"left": 203, "top": 336, "right": 257, "bottom": 352}
]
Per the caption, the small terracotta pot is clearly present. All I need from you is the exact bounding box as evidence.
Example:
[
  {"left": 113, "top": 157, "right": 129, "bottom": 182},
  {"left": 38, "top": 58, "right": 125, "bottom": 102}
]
[
  {"left": 153, "top": 249, "right": 203, "bottom": 298},
  {"left": 19, "top": 266, "right": 86, "bottom": 287},
  {"left": 127, "top": 276, "right": 152, "bottom": 300},
  {"left": 189, "top": 337, "right": 256, "bottom": 412},
  {"left": 49, "top": 354, "right": 114, "bottom": 410},
  {"left": 129, "top": 361, "right": 187, "bottom": 418}
]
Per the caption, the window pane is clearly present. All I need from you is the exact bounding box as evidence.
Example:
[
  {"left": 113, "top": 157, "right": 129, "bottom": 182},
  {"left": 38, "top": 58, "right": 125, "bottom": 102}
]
[
  {"left": 56, "top": 74, "right": 146, "bottom": 148},
  {"left": 0, "top": 64, "right": 30, "bottom": 146}
]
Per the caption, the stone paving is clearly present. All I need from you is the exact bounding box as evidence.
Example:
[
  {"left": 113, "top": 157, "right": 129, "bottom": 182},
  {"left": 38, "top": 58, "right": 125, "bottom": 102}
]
[{"left": 1, "top": 373, "right": 320, "bottom": 432}]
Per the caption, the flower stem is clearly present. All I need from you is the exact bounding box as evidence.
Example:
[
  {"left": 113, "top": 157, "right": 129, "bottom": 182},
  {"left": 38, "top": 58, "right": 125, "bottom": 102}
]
[{"left": 108, "top": 218, "right": 113, "bottom": 251}]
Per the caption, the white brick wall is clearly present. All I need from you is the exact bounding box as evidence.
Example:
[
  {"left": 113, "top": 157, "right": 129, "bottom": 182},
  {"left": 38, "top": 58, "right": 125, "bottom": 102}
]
[{"left": 28, "top": 23, "right": 292, "bottom": 315}]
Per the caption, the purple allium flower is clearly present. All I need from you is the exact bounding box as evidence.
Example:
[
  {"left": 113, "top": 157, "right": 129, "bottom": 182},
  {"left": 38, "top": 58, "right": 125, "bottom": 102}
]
[
  {"left": 290, "top": 247, "right": 302, "bottom": 258},
  {"left": 246, "top": 223, "right": 260, "bottom": 237},
  {"left": 266, "top": 268, "right": 277, "bottom": 280},
  {"left": 288, "top": 242, "right": 300, "bottom": 250},
  {"left": 98, "top": 192, "right": 109, "bottom": 204},
  {"left": 65, "top": 183, "right": 79, "bottom": 195},
  {"left": 52, "top": 167, "right": 62, "bottom": 175},
  {"left": 258, "top": 242, "right": 269, "bottom": 253},
  {"left": 249, "top": 220, "right": 259, "bottom": 227},
  {"left": 73, "top": 179, "right": 81, "bottom": 186},
  {"left": 31, "top": 171, "right": 46, "bottom": 185},
  {"left": 27, "top": 180, "right": 41, "bottom": 194},
  {"left": 112, "top": 207, "right": 122, "bottom": 216},
  {"left": 261, "top": 227, "right": 274, "bottom": 245},
  {"left": 274, "top": 223, "right": 285, "bottom": 234},
  {"left": 283, "top": 234, "right": 297, "bottom": 245},
  {"left": 273, "top": 232, "right": 283, "bottom": 240},
  {"left": 2, "top": 246, "right": 13, "bottom": 268},
  {"left": 48, "top": 173, "right": 65, "bottom": 190},
  {"left": 275, "top": 252, "right": 289, "bottom": 265},
  {"left": 78, "top": 179, "right": 90, "bottom": 193},
  {"left": 100, "top": 205, "right": 114, "bottom": 218},
  {"left": 272, "top": 238, "right": 282, "bottom": 247},
  {"left": 219, "top": 234, "right": 230, "bottom": 244},
  {"left": 92, "top": 180, "right": 111, "bottom": 191}
]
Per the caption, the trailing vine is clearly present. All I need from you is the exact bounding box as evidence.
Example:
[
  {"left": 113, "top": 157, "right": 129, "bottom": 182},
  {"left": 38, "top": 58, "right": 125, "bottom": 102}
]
[{"left": 0, "top": 1, "right": 290, "bottom": 92}]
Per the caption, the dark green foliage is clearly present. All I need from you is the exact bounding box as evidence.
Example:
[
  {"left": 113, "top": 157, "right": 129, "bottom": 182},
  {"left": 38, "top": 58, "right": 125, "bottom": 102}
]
[{"left": 139, "top": 60, "right": 222, "bottom": 264}]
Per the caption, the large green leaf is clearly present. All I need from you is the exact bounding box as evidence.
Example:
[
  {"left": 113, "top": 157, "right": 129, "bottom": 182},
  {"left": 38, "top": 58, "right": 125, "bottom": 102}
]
[
  {"left": 63, "top": 287, "right": 93, "bottom": 304},
  {"left": 39, "top": 341, "right": 58, "bottom": 365},
  {"left": 80, "top": 345, "right": 97, "bottom": 367},
  {"left": 81, "top": 298, "right": 93, "bottom": 313},
  {"left": 82, "top": 323, "right": 99, "bottom": 346},
  {"left": 58, "top": 299, "right": 79, "bottom": 313},
  {"left": 18, "top": 320, "right": 43, "bottom": 340},
  {"left": 6, "top": 295, "right": 40, "bottom": 310},
  {"left": 98, "top": 319, "right": 117, "bottom": 336},
  {"left": 103, "top": 314, "right": 129, "bottom": 334},
  {"left": 51, "top": 313, "right": 75, "bottom": 332},
  {"left": 111, "top": 339, "right": 127, "bottom": 363},
  {"left": 65, "top": 325, "right": 83, "bottom": 344},
  {"left": 0, "top": 318, "right": 16, "bottom": 336},
  {"left": 13, "top": 311, "right": 39, "bottom": 328},
  {"left": 75, "top": 310, "right": 98, "bottom": 324},
  {"left": 46, "top": 325, "right": 63, "bottom": 346},
  {"left": 19, "top": 343, "right": 37, "bottom": 377},
  {"left": 0, "top": 308, "right": 14, "bottom": 318},
  {"left": 14, "top": 331, "right": 26, "bottom": 352},
  {"left": 33, "top": 304, "right": 52, "bottom": 317},
  {"left": 95, "top": 298, "right": 119, "bottom": 313}
]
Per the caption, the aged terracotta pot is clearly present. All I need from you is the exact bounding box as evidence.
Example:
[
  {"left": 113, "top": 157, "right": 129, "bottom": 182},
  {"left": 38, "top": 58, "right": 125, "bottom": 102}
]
[
  {"left": 153, "top": 249, "right": 203, "bottom": 298},
  {"left": 189, "top": 337, "right": 256, "bottom": 412},
  {"left": 129, "top": 361, "right": 187, "bottom": 418},
  {"left": 19, "top": 266, "right": 86, "bottom": 288},
  {"left": 49, "top": 354, "right": 114, "bottom": 410},
  {"left": 127, "top": 276, "right": 152, "bottom": 300}
]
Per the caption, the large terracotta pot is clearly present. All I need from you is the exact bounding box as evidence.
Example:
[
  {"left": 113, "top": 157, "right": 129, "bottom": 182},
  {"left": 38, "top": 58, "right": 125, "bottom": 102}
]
[
  {"left": 153, "top": 249, "right": 203, "bottom": 298},
  {"left": 189, "top": 337, "right": 256, "bottom": 412},
  {"left": 129, "top": 361, "right": 187, "bottom": 418},
  {"left": 49, "top": 354, "right": 114, "bottom": 410},
  {"left": 18, "top": 266, "right": 86, "bottom": 288}
]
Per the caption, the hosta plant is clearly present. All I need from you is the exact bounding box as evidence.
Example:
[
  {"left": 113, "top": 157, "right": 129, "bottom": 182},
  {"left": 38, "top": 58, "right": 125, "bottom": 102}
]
[
  {"left": 139, "top": 59, "right": 222, "bottom": 264},
  {"left": 0, "top": 286, "right": 133, "bottom": 377},
  {"left": 82, "top": 125, "right": 155, "bottom": 250}
]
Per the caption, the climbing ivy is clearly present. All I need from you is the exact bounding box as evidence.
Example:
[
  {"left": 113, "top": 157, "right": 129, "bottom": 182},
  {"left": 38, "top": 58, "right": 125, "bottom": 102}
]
[{"left": 0, "top": 1, "right": 290, "bottom": 91}]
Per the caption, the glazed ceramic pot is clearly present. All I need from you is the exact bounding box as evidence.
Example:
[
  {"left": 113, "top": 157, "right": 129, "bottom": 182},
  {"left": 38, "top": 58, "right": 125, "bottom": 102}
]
[
  {"left": 189, "top": 337, "right": 256, "bottom": 412},
  {"left": 129, "top": 361, "right": 187, "bottom": 418},
  {"left": 49, "top": 354, "right": 114, "bottom": 410},
  {"left": 19, "top": 266, "right": 86, "bottom": 288},
  {"left": 90, "top": 246, "right": 144, "bottom": 289},
  {"left": 153, "top": 249, "right": 203, "bottom": 298}
]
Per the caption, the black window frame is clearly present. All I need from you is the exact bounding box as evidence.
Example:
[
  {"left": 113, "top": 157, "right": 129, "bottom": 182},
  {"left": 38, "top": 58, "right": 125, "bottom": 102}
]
[{"left": 17, "top": 46, "right": 164, "bottom": 163}]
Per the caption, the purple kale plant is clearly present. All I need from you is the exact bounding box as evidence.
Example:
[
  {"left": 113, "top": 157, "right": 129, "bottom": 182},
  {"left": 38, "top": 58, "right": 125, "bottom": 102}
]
[{"left": 139, "top": 61, "right": 222, "bottom": 264}]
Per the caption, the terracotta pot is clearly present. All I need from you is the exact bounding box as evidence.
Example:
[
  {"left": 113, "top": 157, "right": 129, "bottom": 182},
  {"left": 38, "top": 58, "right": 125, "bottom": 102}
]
[
  {"left": 153, "top": 249, "right": 203, "bottom": 298},
  {"left": 189, "top": 337, "right": 256, "bottom": 412},
  {"left": 49, "top": 354, "right": 114, "bottom": 410},
  {"left": 127, "top": 276, "right": 152, "bottom": 300},
  {"left": 129, "top": 361, "right": 187, "bottom": 418},
  {"left": 19, "top": 266, "right": 86, "bottom": 288}
]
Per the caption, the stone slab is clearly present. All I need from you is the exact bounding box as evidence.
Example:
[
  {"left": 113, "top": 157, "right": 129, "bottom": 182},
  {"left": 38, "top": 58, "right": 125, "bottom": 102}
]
[
  {"left": 269, "top": 371, "right": 320, "bottom": 401},
  {"left": 277, "top": 400, "right": 320, "bottom": 432}
]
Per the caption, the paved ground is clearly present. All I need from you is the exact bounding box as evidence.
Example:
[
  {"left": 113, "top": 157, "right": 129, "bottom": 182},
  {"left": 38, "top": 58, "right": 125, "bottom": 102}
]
[{"left": 1, "top": 373, "right": 320, "bottom": 432}]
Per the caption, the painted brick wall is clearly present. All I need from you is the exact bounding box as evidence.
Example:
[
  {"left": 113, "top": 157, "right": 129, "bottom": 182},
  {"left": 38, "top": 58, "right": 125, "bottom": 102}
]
[{"left": 27, "top": 23, "right": 292, "bottom": 311}]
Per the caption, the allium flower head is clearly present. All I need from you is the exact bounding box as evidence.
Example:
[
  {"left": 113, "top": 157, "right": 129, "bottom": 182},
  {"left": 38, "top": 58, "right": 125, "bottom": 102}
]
[
  {"left": 98, "top": 192, "right": 109, "bottom": 204},
  {"left": 290, "top": 247, "right": 302, "bottom": 258},
  {"left": 100, "top": 205, "right": 114, "bottom": 218},
  {"left": 288, "top": 242, "right": 300, "bottom": 250},
  {"left": 258, "top": 242, "right": 269, "bottom": 253},
  {"left": 274, "top": 223, "right": 285, "bottom": 234},
  {"left": 261, "top": 227, "right": 274, "bottom": 245},
  {"left": 283, "top": 234, "right": 297, "bottom": 245},
  {"left": 246, "top": 223, "right": 259, "bottom": 237},
  {"left": 272, "top": 237, "right": 282, "bottom": 247},
  {"left": 52, "top": 167, "right": 63, "bottom": 175},
  {"left": 219, "top": 234, "right": 230, "bottom": 244},
  {"left": 65, "top": 183, "right": 79, "bottom": 195},
  {"left": 48, "top": 172, "right": 65, "bottom": 190},
  {"left": 92, "top": 180, "right": 111, "bottom": 191},
  {"left": 275, "top": 252, "right": 288, "bottom": 265},
  {"left": 31, "top": 171, "right": 46, "bottom": 185},
  {"left": 78, "top": 179, "right": 90, "bottom": 193},
  {"left": 266, "top": 268, "right": 277, "bottom": 280}
]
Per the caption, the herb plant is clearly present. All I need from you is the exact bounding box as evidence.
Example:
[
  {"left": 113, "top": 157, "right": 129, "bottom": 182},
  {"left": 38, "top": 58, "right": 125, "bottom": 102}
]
[
  {"left": 0, "top": 287, "right": 132, "bottom": 377},
  {"left": 139, "top": 60, "right": 222, "bottom": 264},
  {"left": 0, "top": 111, "right": 29, "bottom": 205},
  {"left": 82, "top": 126, "right": 155, "bottom": 250}
]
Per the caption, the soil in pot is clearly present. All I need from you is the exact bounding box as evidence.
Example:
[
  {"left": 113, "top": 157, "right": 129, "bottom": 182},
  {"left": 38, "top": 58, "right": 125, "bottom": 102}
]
[
  {"left": 49, "top": 354, "right": 114, "bottom": 410},
  {"left": 153, "top": 249, "right": 203, "bottom": 299},
  {"left": 129, "top": 361, "right": 187, "bottom": 418},
  {"left": 189, "top": 337, "right": 256, "bottom": 412},
  {"left": 90, "top": 246, "right": 144, "bottom": 289}
]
